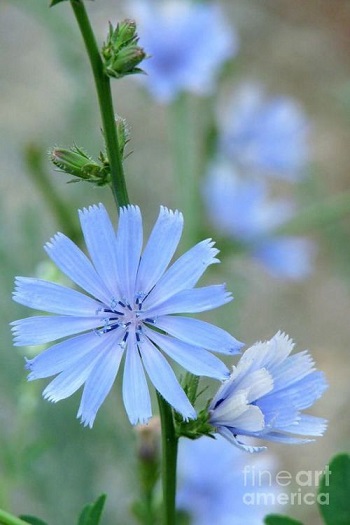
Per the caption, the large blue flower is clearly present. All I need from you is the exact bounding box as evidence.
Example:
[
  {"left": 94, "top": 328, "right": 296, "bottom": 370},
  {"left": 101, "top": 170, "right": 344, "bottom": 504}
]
[
  {"left": 12, "top": 204, "right": 242, "bottom": 427},
  {"left": 209, "top": 332, "right": 328, "bottom": 452},
  {"left": 133, "top": 0, "right": 237, "bottom": 102}
]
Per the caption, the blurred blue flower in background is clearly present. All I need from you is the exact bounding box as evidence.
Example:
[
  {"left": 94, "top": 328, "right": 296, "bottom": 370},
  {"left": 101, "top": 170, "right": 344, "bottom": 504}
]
[
  {"left": 133, "top": 0, "right": 237, "bottom": 102},
  {"left": 209, "top": 331, "right": 328, "bottom": 452},
  {"left": 12, "top": 204, "right": 242, "bottom": 428},
  {"left": 204, "top": 161, "right": 315, "bottom": 279},
  {"left": 177, "top": 434, "right": 278, "bottom": 524},
  {"left": 219, "top": 84, "right": 310, "bottom": 180}
]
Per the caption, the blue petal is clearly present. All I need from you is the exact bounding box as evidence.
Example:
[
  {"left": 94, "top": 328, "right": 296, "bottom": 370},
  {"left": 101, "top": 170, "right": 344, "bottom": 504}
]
[
  {"left": 12, "top": 316, "right": 105, "bottom": 345},
  {"left": 144, "top": 239, "right": 220, "bottom": 310},
  {"left": 78, "top": 204, "right": 121, "bottom": 297},
  {"left": 122, "top": 331, "right": 152, "bottom": 425},
  {"left": 77, "top": 338, "right": 124, "bottom": 427},
  {"left": 45, "top": 232, "right": 111, "bottom": 304},
  {"left": 115, "top": 205, "right": 143, "bottom": 300},
  {"left": 256, "top": 432, "right": 314, "bottom": 445},
  {"left": 136, "top": 207, "right": 183, "bottom": 294},
  {"left": 240, "top": 331, "right": 294, "bottom": 372},
  {"left": 42, "top": 348, "right": 102, "bottom": 402},
  {"left": 154, "top": 315, "right": 243, "bottom": 354},
  {"left": 145, "top": 285, "right": 232, "bottom": 317},
  {"left": 218, "top": 427, "right": 266, "bottom": 453},
  {"left": 260, "top": 370, "right": 328, "bottom": 413},
  {"left": 25, "top": 329, "right": 125, "bottom": 379},
  {"left": 145, "top": 328, "right": 229, "bottom": 380},
  {"left": 13, "top": 277, "right": 102, "bottom": 315},
  {"left": 140, "top": 337, "right": 196, "bottom": 420},
  {"left": 209, "top": 390, "right": 250, "bottom": 426},
  {"left": 287, "top": 414, "right": 328, "bottom": 436},
  {"left": 270, "top": 350, "right": 315, "bottom": 391}
]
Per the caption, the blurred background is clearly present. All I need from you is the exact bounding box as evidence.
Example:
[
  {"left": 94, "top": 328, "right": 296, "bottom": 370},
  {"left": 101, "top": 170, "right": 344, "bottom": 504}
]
[{"left": 1, "top": 0, "right": 350, "bottom": 523}]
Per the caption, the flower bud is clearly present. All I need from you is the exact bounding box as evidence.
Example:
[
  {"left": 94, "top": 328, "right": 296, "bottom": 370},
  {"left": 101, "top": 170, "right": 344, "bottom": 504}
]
[
  {"left": 102, "top": 20, "right": 147, "bottom": 79},
  {"left": 115, "top": 115, "right": 130, "bottom": 157},
  {"left": 50, "top": 145, "right": 110, "bottom": 186}
]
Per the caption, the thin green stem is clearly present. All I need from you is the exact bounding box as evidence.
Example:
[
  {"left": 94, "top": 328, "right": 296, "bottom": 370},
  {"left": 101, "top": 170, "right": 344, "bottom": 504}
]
[
  {"left": 70, "top": 0, "right": 129, "bottom": 207},
  {"left": 0, "top": 509, "right": 30, "bottom": 525},
  {"left": 157, "top": 393, "right": 178, "bottom": 525}
]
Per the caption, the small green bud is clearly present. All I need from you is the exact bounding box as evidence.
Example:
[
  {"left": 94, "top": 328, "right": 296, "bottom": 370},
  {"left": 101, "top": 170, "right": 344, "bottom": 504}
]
[
  {"left": 115, "top": 19, "right": 137, "bottom": 48},
  {"left": 115, "top": 115, "right": 131, "bottom": 157},
  {"left": 102, "top": 20, "right": 147, "bottom": 79},
  {"left": 50, "top": 145, "right": 110, "bottom": 186}
]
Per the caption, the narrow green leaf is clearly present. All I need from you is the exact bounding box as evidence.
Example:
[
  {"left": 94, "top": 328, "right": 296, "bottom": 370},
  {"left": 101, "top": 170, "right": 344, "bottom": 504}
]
[
  {"left": 318, "top": 453, "right": 350, "bottom": 525},
  {"left": 50, "top": 0, "right": 68, "bottom": 7},
  {"left": 20, "top": 516, "right": 49, "bottom": 525},
  {"left": 77, "top": 495, "right": 107, "bottom": 525},
  {"left": 264, "top": 515, "right": 304, "bottom": 525}
]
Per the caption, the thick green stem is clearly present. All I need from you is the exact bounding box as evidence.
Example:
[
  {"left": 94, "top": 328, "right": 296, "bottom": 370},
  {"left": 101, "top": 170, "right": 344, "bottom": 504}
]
[
  {"left": 157, "top": 393, "right": 178, "bottom": 525},
  {"left": 0, "top": 510, "right": 30, "bottom": 525},
  {"left": 70, "top": 0, "right": 129, "bottom": 208}
]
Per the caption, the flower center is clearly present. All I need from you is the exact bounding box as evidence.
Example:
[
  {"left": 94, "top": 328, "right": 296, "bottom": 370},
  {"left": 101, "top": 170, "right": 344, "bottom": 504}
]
[{"left": 95, "top": 295, "right": 155, "bottom": 345}]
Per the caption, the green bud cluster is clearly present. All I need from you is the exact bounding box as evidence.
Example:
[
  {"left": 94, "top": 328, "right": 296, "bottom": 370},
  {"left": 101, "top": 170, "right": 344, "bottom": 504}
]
[{"left": 102, "top": 20, "right": 147, "bottom": 79}]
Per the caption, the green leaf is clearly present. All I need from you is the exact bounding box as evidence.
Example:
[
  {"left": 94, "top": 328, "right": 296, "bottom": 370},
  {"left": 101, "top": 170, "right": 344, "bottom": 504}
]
[
  {"left": 264, "top": 516, "right": 304, "bottom": 525},
  {"left": 318, "top": 453, "right": 350, "bottom": 525},
  {"left": 50, "top": 0, "right": 68, "bottom": 7},
  {"left": 20, "top": 516, "right": 49, "bottom": 525},
  {"left": 77, "top": 495, "right": 107, "bottom": 525}
]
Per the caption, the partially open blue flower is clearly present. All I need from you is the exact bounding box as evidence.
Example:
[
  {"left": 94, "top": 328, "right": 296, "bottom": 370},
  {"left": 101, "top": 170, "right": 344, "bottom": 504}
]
[
  {"left": 209, "top": 332, "right": 328, "bottom": 452},
  {"left": 133, "top": 0, "right": 237, "bottom": 102},
  {"left": 12, "top": 204, "right": 242, "bottom": 427},
  {"left": 219, "top": 84, "right": 309, "bottom": 180}
]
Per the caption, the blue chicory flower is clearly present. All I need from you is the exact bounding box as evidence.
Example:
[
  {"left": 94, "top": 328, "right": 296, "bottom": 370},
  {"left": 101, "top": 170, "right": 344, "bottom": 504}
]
[
  {"left": 209, "top": 331, "right": 328, "bottom": 452},
  {"left": 12, "top": 204, "right": 242, "bottom": 427},
  {"left": 203, "top": 161, "right": 315, "bottom": 279},
  {"left": 132, "top": 0, "right": 237, "bottom": 102},
  {"left": 219, "top": 83, "right": 310, "bottom": 180},
  {"left": 177, "top": 434, "right": 278, "bottom": 525}
]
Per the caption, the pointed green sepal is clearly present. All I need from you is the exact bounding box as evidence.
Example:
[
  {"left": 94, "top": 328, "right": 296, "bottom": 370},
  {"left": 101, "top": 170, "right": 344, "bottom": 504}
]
[{"left": 77, "top": 494, "right": 107, "bottom": 525}]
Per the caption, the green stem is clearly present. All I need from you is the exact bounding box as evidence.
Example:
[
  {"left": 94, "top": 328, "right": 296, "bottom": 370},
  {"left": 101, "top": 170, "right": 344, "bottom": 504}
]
[
  {"left": 69, "top": 0, "right": 129, "bottom": 208},
  {"left": 157, "top": 393, "right": 178, "bottom": 525},
  {"left": 0, "top": 509, "right": 30, "bottom": 525}
]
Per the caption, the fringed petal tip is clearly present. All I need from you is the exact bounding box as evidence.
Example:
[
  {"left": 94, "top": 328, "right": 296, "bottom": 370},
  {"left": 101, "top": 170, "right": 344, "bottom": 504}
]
[
  {"left": 79, "top": 202, "right": 107, "bottom": 216},
  {"left": 119, "top": 204, "right": 141, "bottom": 216},
  {"left": 128, "top": 414, "right": 152, "bottom": 426},
  {"left": 159, "top": 205, "right": 184, "bottom": 223},
  {"left": 78, "top": 409, "right": 96, "bottom": 429}
]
